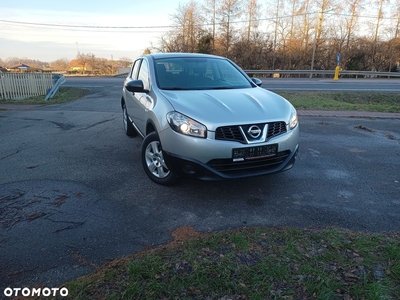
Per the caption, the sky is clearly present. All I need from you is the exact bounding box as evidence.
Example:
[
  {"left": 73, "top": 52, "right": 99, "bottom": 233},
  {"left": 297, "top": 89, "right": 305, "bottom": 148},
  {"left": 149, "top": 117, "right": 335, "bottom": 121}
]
[{"left": 0, "top": 0, "right": 184, "bottom": 62}]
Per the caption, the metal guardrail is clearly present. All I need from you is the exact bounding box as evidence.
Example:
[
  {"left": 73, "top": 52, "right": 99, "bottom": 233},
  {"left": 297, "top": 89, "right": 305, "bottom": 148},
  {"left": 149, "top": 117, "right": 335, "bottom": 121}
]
[
  {"left": 244, "top": 69, "right": 400, "bottom": 78},
  {"left": 45, "top": 75, "right": 66, "bottom": 101},
  {"left": 117, "top": 69, "right": 400, "bottom": 79}
]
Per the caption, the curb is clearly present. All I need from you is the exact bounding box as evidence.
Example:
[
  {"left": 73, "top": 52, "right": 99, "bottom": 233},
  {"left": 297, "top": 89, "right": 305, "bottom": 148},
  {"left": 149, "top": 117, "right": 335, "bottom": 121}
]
[
  {"left": 297, "top": 110, "right": 400, "bottom": 119},
  {"left": 0, "top": 104, "right": 44, "bottom": 111}
]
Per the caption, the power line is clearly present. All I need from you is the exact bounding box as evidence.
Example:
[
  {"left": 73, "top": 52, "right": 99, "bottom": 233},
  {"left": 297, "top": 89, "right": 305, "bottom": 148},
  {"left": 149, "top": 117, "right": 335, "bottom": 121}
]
[
  {"left": 0, "top": 19, "right": 178, "bottom": 29},
  {"left": 0, "top": 10, "right": 396, "bottom": 32},
  {"left": 0, "top": 14, "right": 318, "bottom": 29}
]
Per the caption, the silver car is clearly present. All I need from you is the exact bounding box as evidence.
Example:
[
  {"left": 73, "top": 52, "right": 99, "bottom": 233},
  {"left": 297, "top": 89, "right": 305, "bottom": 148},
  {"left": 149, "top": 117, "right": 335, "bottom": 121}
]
[{"left": 121, "top": 53, "right": 299, "bottom": 185}]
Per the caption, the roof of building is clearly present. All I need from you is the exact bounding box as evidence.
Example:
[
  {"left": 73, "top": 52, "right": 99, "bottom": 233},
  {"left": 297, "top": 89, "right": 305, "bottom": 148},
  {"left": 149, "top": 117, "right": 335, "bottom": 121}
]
[{"left": 9, "top": 63, "right": 31, "bottom": 70}]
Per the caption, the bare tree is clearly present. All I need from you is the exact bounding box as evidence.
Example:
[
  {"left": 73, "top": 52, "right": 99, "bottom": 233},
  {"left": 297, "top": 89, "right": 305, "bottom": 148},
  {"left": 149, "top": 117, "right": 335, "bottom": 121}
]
[
  {"left": 118, "top": 57, "right": 132, "bottom": 68},
  {"left": 176, "top": 1, "right": 205, "bottom": 52},
  {"left": 345, "top": 0, "right": 363, "bottom": 51},
  {"left": 230, "top": 0, "right": 267, "bottom": 69},
  {"left": 50, "top": 58, "right": 70, "bottom": 72},
  {"left": 158, "top": 1, "right": 206, "bottom": 53},
  {"left": 203, "top": 0, "right": 217, "bottom": 52},
  {"left": 387, "top": 0, "right": 400, "bottom": 71},
  {"left": 6, "top": 0, "right": 398, "bottom": 73},
  {"left": 370, "top": 0, "right": 389, "bottom": 70},
  {"left": 76, "top": 52, "right": 92, "bottom": 74},
  {"left": 289, "top": 0, "right": 299, "bottom": 39},
  {"left": 290, "top": 0, "right": 313, "bottom": 69},
  {"left": 282, "top": 0, "right": 307, "bottom": 69},
  {"left": 88, "top": 53, "right": 96, "bottom": 73},
  {"left": 310, "top": 0, "right": 339, "bottom": 72},
  {"left": 395, "top": 0, "right": 400, "bottom": 40},
  {"left": 95, "top": 58, "right": 113, "bottom": 75},
  {"left": 244, "top": 0, "right": 261, "bottom": 43},
  {"left": 272, "top": 0, "right": 281, "bottom": 69},
  {"left": 215, "top": 0, "right": 242, "bottom": 56}
]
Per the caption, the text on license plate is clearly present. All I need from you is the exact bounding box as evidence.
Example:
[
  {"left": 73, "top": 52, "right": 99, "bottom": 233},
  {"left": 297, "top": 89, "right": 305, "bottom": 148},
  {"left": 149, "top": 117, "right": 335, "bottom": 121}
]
[{"left": 232, "top": 144, "right": 278, "bottom": 162}]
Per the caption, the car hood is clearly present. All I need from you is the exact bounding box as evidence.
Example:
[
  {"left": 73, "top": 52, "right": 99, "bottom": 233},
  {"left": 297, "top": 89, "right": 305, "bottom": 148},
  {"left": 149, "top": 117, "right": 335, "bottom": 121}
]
[{"left": 159, "top": 87, "right": 293, "bottom": 130}]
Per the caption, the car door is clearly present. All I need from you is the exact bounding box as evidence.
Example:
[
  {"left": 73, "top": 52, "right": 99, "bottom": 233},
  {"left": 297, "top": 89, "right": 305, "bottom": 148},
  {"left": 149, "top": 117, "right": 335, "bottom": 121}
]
[
  {"left": 132, "top": 59, "right": 153, "bottom": 135},
  {"left": 124, "top": 58, "right": 148, "bottom": 135},
  {"left": 124, "top": 58, "right": 141, "bottom": 123}
]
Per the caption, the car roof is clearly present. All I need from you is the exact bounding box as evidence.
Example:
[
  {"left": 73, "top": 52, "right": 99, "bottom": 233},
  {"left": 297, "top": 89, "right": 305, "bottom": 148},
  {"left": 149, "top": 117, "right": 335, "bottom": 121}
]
[{"left": 145, "top": 52, "right": 224, "bottom": 60}]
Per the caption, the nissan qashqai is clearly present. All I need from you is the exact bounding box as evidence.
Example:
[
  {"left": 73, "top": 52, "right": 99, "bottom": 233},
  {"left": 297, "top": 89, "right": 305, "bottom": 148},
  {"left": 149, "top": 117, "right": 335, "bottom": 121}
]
[{"left": 121, "top": 53, "right": 299, "bottom": 185}]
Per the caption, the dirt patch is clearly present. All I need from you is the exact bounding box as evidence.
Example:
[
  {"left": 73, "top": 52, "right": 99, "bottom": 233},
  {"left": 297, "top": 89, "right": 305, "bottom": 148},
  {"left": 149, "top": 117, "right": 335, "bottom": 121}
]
[
  {"left": 354, "top": 124, "right": 373, "bottom": 132},
  {"left": 171, "top": 225, "right": 200, "bottom": 242}
]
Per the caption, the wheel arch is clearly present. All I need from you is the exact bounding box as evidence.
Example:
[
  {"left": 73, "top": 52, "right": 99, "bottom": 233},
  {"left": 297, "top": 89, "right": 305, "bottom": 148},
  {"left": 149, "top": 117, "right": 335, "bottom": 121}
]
[{"left": 145, "top": 119, "right": 157, "bottom": 136}]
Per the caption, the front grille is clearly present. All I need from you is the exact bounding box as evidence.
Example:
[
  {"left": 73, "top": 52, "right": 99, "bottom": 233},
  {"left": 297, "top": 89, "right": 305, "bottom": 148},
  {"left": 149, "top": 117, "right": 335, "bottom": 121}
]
[
  {"left": 215, "top": 121, "right": 287, "bottom": 143},
  {"left": 268, "top": 122, "right": 287, "bottom": 139},
  {"left": 215, "top": 126, "right": 244, "bottom": 143},
  {"left": 207, "top": 150, "right": 291, "bottom": 176}
]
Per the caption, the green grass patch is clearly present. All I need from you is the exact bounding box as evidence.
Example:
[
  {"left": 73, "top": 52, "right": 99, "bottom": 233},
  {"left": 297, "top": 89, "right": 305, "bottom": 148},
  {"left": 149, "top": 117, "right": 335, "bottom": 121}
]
[
  {"left": 1, "top": 88, "right": 399, "bottom": 113},
  {"left": 275, "top": 91, "right": 400, "bottom": 112},
  {"left": 0, "top": 87, "right": 89, "bottom": 105},
  {"left": 61, "top": 227, "right": 400, "bottom": 299}
]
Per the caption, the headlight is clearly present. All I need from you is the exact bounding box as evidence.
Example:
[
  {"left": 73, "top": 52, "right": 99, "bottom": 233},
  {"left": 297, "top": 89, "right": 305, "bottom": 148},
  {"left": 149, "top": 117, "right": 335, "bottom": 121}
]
[
  {"left": 167, "top": 112, "right": 207, "bottom": 138},
  {"left": 289, "top": 106, "right": 298, "bottom": 130}
]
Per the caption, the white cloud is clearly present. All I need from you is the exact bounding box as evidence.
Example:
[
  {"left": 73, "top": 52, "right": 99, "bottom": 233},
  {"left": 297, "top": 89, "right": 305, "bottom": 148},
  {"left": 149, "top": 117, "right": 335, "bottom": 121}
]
[{"left": 0, "top": 6, "right": 172, "bottom": 61}]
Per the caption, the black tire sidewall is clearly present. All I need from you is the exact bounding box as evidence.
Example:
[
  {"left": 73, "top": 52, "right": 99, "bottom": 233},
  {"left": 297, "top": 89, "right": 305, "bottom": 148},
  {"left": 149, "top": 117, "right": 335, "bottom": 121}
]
[{"left": 123, "top": 105, "right": 137, "bottom": 137}]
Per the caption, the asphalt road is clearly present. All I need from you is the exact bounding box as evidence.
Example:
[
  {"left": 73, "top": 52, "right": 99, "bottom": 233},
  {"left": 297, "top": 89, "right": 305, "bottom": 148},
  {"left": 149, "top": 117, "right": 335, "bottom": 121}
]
[
  {"left": 1, "top": 79, "right": 400, "bottom": 293},
  {"left": 261, "top": 78, "right": 400, "bottom": 92},
  {"left": 63, "top": 76, "right": 400, "bottom": 92}
]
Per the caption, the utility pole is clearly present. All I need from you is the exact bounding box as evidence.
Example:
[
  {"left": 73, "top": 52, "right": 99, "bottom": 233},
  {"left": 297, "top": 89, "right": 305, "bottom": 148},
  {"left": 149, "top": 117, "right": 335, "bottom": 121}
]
[
  {"left": 310, "top": 11, "right": 322, "bottom": 78},
  {"left": 111, "top": 55, "right": 114, "bottom": 75},
  {"left": 272, "top": 0, "right": 280, "bottom": 70},
  {"left": 212, "top": 0, "right": 216, "bottom": 53}
]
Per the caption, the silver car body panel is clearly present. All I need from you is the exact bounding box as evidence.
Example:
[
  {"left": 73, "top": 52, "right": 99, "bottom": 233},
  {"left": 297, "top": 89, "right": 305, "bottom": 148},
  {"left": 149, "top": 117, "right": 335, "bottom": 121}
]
[
  {"left": 159, "top": 88, "right": 292, "bottom": 130},
  {"left": 159, "top": 124, "right": 299, "bottom": 164},
  {"left": 122, "top": 52, "right": 299, "bottom": 181}
]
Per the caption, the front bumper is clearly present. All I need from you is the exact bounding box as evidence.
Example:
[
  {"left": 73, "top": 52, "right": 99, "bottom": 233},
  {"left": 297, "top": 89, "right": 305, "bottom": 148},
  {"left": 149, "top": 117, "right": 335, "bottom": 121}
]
[
  {"left": 160, "top": 124, "right": 299, "bottom": 181},
  {"left": 163, "top": 145, "right": 298, "bottom": 181}
]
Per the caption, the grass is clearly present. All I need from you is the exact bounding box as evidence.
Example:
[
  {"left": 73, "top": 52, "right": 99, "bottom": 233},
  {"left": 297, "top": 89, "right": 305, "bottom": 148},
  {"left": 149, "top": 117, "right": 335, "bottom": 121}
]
[
  {"left": 62, "top": 226, "right": 400, "bottom": 299},
  {"left": 275, "top": 91, "right": 400, "bottom": 113},
  {"left": 0, "top": 87, "right": 89, "bottom": 105}
]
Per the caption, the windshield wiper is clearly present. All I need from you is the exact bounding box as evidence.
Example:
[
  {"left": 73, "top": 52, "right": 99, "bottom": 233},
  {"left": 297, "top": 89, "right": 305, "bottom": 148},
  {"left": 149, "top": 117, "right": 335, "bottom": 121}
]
[
  {"left": 210, "top": 86, "right": 234, "bottom": 90},
  {"left": 161, "top": 87, "right": 188, "bottom": 90}
]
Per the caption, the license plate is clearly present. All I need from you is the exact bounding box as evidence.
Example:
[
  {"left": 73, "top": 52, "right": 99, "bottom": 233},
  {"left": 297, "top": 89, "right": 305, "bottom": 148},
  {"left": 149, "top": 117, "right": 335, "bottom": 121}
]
[{"left": 232, "top": 144, "right": 278, "bottom": 162}]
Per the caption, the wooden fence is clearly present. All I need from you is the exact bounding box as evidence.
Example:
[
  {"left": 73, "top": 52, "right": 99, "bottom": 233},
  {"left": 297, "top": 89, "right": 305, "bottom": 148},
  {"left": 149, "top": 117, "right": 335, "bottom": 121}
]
[{"left": 0, "top": 73, "right": 54, "bottom": 100}]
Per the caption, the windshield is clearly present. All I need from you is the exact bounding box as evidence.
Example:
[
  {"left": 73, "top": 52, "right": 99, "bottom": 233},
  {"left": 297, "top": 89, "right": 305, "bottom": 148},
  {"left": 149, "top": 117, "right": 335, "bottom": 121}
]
[{"left": 154, "top": 57, "right": 253, "bottom": 90}]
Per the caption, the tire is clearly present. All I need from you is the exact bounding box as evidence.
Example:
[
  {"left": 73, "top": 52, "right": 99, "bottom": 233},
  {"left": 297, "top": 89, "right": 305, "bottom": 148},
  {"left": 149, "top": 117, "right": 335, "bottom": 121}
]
[
  {"left": 141, "top": 132, "right": 179, "bottom": 186},
  {"left": 122, "top": 104, "right": 137, "bottom": 137}
]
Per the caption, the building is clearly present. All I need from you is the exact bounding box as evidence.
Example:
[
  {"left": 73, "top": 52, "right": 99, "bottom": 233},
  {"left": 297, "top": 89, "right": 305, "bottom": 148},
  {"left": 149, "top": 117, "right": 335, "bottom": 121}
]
[
  {"left": 69, "top": 59, "right": 87, "bottom": 73},
  {"left": 8, "top": 63, "right": 31, "bottom": 72}
]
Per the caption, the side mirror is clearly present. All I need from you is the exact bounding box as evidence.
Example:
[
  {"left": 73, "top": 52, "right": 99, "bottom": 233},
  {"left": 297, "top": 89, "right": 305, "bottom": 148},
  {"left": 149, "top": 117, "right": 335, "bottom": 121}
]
[
  {"left": 125, "top": 80, "right": 148, "bottom": 93},
  {"left": 251, "top": 77, "right": 263, "bottom": 87}
]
